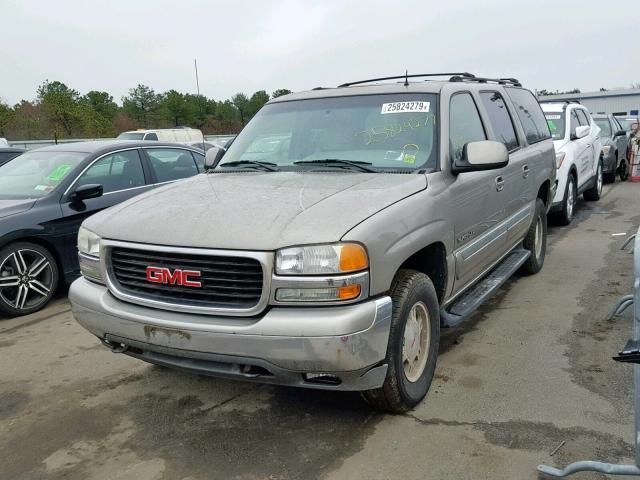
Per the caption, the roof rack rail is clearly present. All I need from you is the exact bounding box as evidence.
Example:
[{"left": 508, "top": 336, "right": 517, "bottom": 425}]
[
  {"left": 337, "top": 72, "right": 476, "bottom": 88},
  {"left": 538, "top": 99, "right": 581, "bottom": 105},
  {"left": 450, "top": 75, "right": 522, "bottom": 87}
]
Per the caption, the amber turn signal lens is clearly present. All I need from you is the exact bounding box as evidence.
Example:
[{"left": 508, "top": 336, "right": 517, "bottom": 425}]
[
  {"left": 339, "top": 244, "right": 368, "bottom": 272},
  {"left": 337, "top": 284, "right": 361, "bottom": 300}
]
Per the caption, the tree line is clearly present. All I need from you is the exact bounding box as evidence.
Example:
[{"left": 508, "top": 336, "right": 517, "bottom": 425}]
[{"left": 0, "top": 80, "right": 292, "bottom": 140}]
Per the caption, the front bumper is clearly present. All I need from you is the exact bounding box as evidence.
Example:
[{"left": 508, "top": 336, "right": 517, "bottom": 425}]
[{"left": 69, "top": 277, "right": 392, "bottom": 391}]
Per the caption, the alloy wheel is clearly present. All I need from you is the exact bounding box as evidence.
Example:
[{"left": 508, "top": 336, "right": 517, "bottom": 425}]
[
  {"left": 566, "top": 179, "right": 575, "bottom": 221},
  {"left": 0, "top": 249, "right": 53, "bottom": 311},
  {"left": 402, "top": 301, "right": 431, "bottom": 383},
  {"left": 597, "top": 164, "right": 603, "bottom": 195},
  {"left": 534, "top": 215, "right": 544, "bottom": 261}
]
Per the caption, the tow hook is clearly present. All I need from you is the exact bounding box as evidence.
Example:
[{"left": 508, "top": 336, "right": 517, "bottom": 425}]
[{"left": 100, "top": 337, "right": 128, "bottom": 353}]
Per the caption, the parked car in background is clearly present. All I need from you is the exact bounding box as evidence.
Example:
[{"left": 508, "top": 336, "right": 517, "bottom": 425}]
[
  {"left": 0, "top": 147, "right": 25, "bottom": 167},
  {"left": 542, "top": 102, "right": 603, "bottom": 225},
  {"left": 70, "top": 73, "right": 556, "bottom": 412},
  {"left": 592, "top": 114, "right": 629, "bottom": 182},
  {"left": 117, "top": 127, "right": 204, "bottom": 143},
  {"left": 206, "top": 135, "right": 236, "bottom": 148},
  {"left": 0, "top": 141, "right": 204, "bottom": 316},
  {"left": 614, "top": 116, "right": 640, "bottom": 136}
]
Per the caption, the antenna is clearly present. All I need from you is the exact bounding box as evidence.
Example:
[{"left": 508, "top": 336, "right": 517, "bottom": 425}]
[
  {"left": 404, "top": 70, "right": 409, "bottom": 87},
  {"left": 194, "top": 58, "right": 206, "bottom": 154}
]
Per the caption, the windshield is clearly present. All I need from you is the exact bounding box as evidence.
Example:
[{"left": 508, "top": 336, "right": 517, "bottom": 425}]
[
  {"left": 0, "top": 151, "right": 87, "bottom": 199},
  {"left": 219, "top": 94, "right": 438, "bottom": 171},
  {"left": 117, "top": 132, "right": 145, "bottom": 140},
  {"left": 594, "top": 119, "right": 612, "bottom": 137},
  {"left": 544, "top": 112, "right": 565, "bottom": 140}
]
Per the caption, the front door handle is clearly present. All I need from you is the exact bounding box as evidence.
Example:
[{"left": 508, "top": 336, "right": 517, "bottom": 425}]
[
  {"left": 522, "top": 165, "right": 530, "bottom": 178},
  {"left": 495, "top": 176, "right": 505, "bottom": 192}
]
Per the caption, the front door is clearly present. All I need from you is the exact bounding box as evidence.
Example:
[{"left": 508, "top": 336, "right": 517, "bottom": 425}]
[
  {"left": 448, "top": 92, "right": 508, "bottom": 294},
  {"left": 58, "top": 149, "right": 152, "bottom": 276}
]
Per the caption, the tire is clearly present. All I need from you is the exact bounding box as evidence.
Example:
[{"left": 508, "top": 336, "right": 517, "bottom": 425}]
[
  {"left": 519, "top": 198, "right": 547, "bottom": 275},
  {"left": 603, "top": 153, "right": 617, "bottom": 184},
  {"left": 619, "top": 158, "right": 629, "bottom": 182},
  {"left": 555, "top": 173, "right": 576, "bottom": 226},
  {"left": 0, "top": 242, "right": 58, "bottom": 316},
  {"left": 361, "top": 269, "right": 440, "bottom": 413},
  {"left": 583, "top": 160, "right": 603, "bottom": 201}
]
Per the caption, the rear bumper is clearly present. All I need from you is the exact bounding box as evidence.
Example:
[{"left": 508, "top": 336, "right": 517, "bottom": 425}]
[{"left": 69, "top": 277, "right": 392, "bottom": 391}]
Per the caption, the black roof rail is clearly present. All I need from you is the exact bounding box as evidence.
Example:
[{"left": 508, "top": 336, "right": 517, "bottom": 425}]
[
  {"left": 450, "top": 75, "right": 522, "bottom": 87},
  {"left": 337, "top": 72, "right": 476, "bottom": 88}
]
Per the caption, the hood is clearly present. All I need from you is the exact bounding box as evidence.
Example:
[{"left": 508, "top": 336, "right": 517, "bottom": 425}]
[
  {"left": 0, "top": 198, "right": 36, "bottom": 219},
  {"left": 85, "top": 172, "right": 427, "bottom": 250}
]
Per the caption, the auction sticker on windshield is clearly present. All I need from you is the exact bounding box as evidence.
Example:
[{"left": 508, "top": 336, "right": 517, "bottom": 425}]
[{"left": 381, "top": 102, "right": 430, "bottom": 114}]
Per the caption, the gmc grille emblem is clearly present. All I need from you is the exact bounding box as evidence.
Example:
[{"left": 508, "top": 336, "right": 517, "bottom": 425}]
[{"left": 146, "top": 266, "right": 202, "bottom": 287}]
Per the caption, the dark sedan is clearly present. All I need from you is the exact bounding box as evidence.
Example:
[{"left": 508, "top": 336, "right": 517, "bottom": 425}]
[
  {"left": 0, "top": 140, "right": 205, "bottom": 316},
  {"left": 0, "top": 147, "right": 25, "bottom": 167}
]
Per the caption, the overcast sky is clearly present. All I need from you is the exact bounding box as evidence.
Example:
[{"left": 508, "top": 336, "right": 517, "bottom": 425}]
[{"left": 2, "top": 0, "right": 639, "bottom": 105}]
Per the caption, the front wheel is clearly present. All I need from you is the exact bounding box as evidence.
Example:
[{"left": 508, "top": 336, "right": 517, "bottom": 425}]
[
  {"left": 361, "top": 270, "right": 440, "bottom": 413},
  {"left": 0, "top": 242, "right": 58, "bottom": 316},
  {"left": 584, "top": 160, "right": 603, "bottom": 201},
  {"left": 619, "top": 158, "right": 629, "bottom": 181}
]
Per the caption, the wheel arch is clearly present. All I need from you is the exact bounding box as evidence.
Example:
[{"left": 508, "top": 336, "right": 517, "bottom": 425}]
[{"left": 396, "top": 242, "right": 447, "bottom": 304}]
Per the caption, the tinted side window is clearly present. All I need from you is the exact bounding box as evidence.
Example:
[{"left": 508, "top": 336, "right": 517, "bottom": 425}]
[
  {"left": 569, "top": 110, "right": 580, "bottom": 137},
  {"left": 76, "top": 150, "right": 145, "bottom": 193},
  {"left": 575, "top": 109, "right": 589, "bottom": 126},
  {"left": 595, "top": 119, "right": 612, "bottom": 137},
  {"left": 449, "top": 93, "right": 486, "bottom": 162},
  {"left": 146, "top": 148, "right": 199, "bottom": 182},
  {"left": 144, "top": 133, "right": 158, "bottom": 140},
  {"left": 479, "top": 91, "right": 519, "bottom": 151},
  {"left": 505, "top": 88, "right": 551, "bottom": 144}
]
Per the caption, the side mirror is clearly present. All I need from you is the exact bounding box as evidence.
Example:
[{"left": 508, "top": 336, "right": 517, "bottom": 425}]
[
  {"left": 452, "top": 140, "right": 509, "bottom": 174},
  {"left": 204, "top": 146, "right": 225, "bottom": 170},
  {"left": 574, "top": 125, "right": 590, "bottom": 139},
  {"left": 615, "top": 130, "right": 627, "bottom": 137},
  {"left": 71, "top": 183, "right": 103, "bottom": 201}
]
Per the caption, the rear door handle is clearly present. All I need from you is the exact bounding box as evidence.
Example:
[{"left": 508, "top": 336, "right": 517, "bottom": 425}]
[
  {"left": 522, "top": 165, "right": 530, "bottom": 178},
  {"left": 495, "top": 176, "right": 505, "bottom": 192}
]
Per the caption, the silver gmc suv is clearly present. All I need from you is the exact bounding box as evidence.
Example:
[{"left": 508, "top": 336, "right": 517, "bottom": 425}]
[{"left": 70, "top": 73, "right": 556, "bottom": 412}]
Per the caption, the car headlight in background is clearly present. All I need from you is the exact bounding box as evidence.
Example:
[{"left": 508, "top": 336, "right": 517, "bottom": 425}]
[
  {"left": 275, "top": 243, "right": 368, "bottom": 275},
  {"left": 77, "top": 226, "right": 103, "bottom": 283},
  {"left": 555, "top": 152, "right": 565, "bottom": 169},
  {"left": 273, "top": 243, "right": 369, "bottom": 303},
  {"left": 602, "top": 145, "right": 611, "bottom": 155}
]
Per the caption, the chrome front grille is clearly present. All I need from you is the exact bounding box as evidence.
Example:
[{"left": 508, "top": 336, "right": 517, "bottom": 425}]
[{"left": 104, "top": 241, "right": 271, "bottom": 316}]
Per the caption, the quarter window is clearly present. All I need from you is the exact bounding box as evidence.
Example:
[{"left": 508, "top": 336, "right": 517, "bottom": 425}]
[
  {"left": 505, "top": 88, "right": 551, "bottom": 144},
  {"left": 575, "top": 109, "right": 590, "bottom": 126},
  {"left": 76, "top": 150, "right": 145, "bottom": 194},
  {"left": 449, "top": 93, "right": 487, "bottom": 163},
  {"left": 144, "top": 132, "right": 158, "bottom": 140},
  {"left": 479, "top": 91, "right": 519, "bottom": 151},
  {"left": 569, "top": 110, "right": 580, "bottom": 137},
  {"left": 146, "top": 148, "right": 199, "bottom": 182}
]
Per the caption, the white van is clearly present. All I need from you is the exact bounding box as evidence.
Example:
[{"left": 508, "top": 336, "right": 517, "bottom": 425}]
[{"left": 117, "top": 128, "right": 204, "bottom": 143}]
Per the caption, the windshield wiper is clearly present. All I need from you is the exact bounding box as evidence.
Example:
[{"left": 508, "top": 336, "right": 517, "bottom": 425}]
[
  {"left": 218, "top": 160, "right": 279, "bottom": 172},
  {"left": 293, "top": 159, "right": 377, "bottom": 173}
]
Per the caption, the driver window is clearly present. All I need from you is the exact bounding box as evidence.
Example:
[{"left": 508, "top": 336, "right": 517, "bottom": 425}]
[
  {"left": 76, "top": 150, "right": 145, "bottom": 194},
  {"left": 449, "top": 93, "right": 486, "bottom": 163}
]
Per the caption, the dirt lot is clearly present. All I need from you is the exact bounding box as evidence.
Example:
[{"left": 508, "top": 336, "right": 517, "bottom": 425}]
[{"left": 1, "top": 181, "right": 638, "bottom": 480}]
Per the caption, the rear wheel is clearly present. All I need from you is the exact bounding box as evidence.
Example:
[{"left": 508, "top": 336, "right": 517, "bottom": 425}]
[
  {"left": 520, "top": 198, "right": 547, "bottom": 275},
  {"left": 0, "top": 242, "right": 58, "bottom": 316},
  {"left": 361, "top": 270, "right": 440, "bottom": 413},
  {"left": 584, "top": 160, "right": 603, "bottom": 201}
]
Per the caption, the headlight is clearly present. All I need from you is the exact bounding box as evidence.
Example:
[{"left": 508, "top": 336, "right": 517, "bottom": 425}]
[
  {"left": 602, "top": 145, "right": 611, "bottom": 155},
  {"left": 77, "top": 226, "right": 101, "bottom": 257},
  {"left": 77, "top": 227, "right": 103, "bottom": 283},
  {"left": 275, "top": 243, "right": 368, "bottom": 275},
  {"left": 555, "top": 152, "right": 565, "bottom": 169}
]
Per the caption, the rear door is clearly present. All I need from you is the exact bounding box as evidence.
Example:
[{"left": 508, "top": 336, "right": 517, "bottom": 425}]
[
  {"left": 448, "top": 91, "right": 508, "bottom": 293},
  {"left": 142, "top": 147, "right": 200, "bottom": 185},
  {"left": 59, "top": 148, "right": 152, "bottom": 274},
  {"left": 478, "top": 90, "right": 532, "bottom": 244}
]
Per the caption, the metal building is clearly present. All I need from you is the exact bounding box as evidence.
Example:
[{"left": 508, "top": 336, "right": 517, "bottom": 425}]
[{"left": 537, "top": 88, "right": 640, "bottom": 116}]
